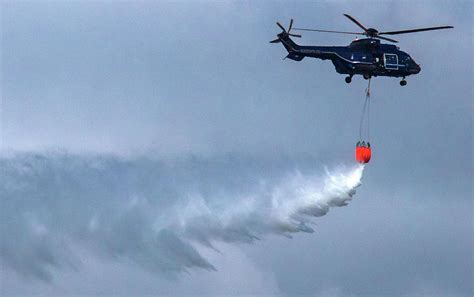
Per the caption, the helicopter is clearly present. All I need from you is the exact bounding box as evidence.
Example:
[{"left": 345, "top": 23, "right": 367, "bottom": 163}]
[{"left": 270, "top": 14, "right": 453, "bottom": 85}]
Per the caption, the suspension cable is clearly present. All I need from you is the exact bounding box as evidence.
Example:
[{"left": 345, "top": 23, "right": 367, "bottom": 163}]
[
  {"left": 359, "top": 95, "right": 368, "bottom": 141},
  {"left": 367, "top": 88, "right": 371, "bottom": 142},
  {"left": 359, "top": 78, "right": 372, "bottom": 141}
]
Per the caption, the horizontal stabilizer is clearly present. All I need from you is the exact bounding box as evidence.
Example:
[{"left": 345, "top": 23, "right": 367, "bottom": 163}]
[{"left": 286, "top": 53, "right": 304, "bottom": 61}]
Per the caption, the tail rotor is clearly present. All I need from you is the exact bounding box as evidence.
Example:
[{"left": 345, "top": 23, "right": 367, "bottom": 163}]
[{"left": 270, "top": 19, "right": 302, "bottom": 43}]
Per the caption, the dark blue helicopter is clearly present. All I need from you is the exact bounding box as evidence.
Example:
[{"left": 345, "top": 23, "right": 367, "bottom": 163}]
[{"left": 270, "top": 14, "right": 453, "bottom": 85}]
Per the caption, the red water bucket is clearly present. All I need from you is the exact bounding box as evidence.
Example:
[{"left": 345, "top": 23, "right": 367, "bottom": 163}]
[{"left": 355, "top": 144, "right": 371, "bottom": 164}]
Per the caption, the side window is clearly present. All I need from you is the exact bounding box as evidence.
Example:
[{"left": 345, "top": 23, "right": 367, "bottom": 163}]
[{"left": 384, "top": 54, "right": 399, "bottom": 70}]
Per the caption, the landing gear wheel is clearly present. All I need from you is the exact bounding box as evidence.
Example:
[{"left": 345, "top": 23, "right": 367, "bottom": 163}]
[
  {"left": 363, "top": 74, "right": 371, "bottom": 80},
  {"left": 400, "top": 80, "right": 407, "bottom": 86},
  {"left": 345, "top": 76, "right": 352, "bottom": 84}
]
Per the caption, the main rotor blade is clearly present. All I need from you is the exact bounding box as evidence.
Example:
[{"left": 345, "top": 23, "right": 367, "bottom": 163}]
[
  {"left": 376, "top": 36, "right": 399, "bottom": 43},
  {"left": 293, "top": 28, "right": 363, "bottom": 35},
  {"left": 289, "top": 19, "right": 294, "bottom": 31},
  {"left": 269, "top": 39, "right": 280, "bottom": 43},
  {"left": 288, "top": 33, "right": 302, "bottom": 38},
  {"left": 343, "top": 14, "right": 368, "bottom": 32},
  {"left": 276, "top": 22, "right": 286, "bottom": 32},
  {"left": 379, "top": 25, "right": 454, "bottom": 35}
]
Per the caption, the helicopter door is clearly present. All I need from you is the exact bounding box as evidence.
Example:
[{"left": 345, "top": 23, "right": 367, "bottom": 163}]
[{"left": 384, "top": 53, "right": 399, "bottom": 70}]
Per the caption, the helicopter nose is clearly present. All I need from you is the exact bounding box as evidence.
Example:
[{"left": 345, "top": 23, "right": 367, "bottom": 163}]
[
  {"left": 411, "top": 63, "right": 421, "bottom": 74},
  {"left": 415, "top": 64, "right": 421, "bottom": 73}
]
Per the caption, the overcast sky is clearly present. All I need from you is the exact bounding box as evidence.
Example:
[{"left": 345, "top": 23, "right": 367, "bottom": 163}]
[{"left": 1, "top": 1, "right": 472, "bottom": 296}]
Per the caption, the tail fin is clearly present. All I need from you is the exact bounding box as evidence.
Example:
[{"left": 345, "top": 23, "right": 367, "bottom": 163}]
[
  {"left": 279, "top": 35, "right": 301, "bottom": 53},
  {"left": 271, "top": 34, "right": 303, "bottom": 60}
]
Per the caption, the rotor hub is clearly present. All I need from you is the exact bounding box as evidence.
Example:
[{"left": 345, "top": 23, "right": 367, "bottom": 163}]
[{"left": 366, "top": 28, "right": 379, "bottom": 37}]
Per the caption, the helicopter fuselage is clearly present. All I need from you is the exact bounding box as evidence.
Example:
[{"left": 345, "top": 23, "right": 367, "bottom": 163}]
[{"left": 279, "top": 36, "right": 421, "bottom": 82}]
